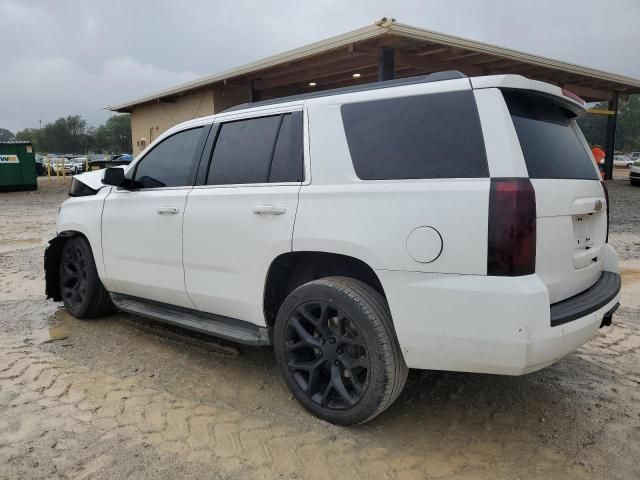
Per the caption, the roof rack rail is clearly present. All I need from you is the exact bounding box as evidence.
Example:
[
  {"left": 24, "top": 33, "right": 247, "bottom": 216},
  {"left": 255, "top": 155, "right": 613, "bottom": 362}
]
[{"left": 222, "top": 70, "right": 467, "bottom": 113}]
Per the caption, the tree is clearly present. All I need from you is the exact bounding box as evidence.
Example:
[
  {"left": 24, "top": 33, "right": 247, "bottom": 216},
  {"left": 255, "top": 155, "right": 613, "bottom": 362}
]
[
  {"left": 0, "top": 128, "right": 15, "bottom": 142},
  {"left": 578, "top": 94, "right": 640, "bottom": 151},
  {"left": 94, "top": 114, "right": 131, "bottom": 153}
]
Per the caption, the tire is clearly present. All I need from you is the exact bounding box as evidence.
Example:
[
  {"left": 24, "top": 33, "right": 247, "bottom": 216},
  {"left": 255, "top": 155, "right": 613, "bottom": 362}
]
[
  {"left": 59, "top": 236, "right": 113, "bottom": 319},
  {"left": 631, "top": 179, "right": 640, "bottom": 187},
  {"left": 274, "top": 276, "right": 408, "bottom": 425}
]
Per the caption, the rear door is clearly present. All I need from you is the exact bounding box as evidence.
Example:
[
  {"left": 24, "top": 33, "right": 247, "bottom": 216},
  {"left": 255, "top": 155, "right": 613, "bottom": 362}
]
[
  {"left": 502, "top": 90, "right": 607, "bottom": 303},
  {"left": 183, "top": 110, "right": 304, "bottom": 325}
]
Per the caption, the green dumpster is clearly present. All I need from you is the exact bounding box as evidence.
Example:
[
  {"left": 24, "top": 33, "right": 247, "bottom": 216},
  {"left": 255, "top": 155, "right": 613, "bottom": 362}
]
[{"left": 0, "top": 141, "right": 37, "bottom": 191}]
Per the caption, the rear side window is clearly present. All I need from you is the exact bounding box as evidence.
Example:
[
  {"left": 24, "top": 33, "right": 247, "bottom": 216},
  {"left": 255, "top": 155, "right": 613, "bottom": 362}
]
[
  {"left": 133, "top": 127, "right": 204, "bottom": 188},
  {"left": 207, "top": 112, "right": 303, "bottom": 185},
  {"left": 503, "top": 90, "right": 598, "bottom": 180},
  {"left": 341, "top": 91, "right": 488, "bottom": 180},
  {"left": 269, "top": 112, "right": 304, "bottom": 183}
]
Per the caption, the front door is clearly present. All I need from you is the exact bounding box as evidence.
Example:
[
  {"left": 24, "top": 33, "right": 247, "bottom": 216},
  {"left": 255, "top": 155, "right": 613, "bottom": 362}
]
[
  {"left": 101, "top": 125, "right": 207, "bottom": 308},
  {"left": 183, "top": 111, "right": 305, "bottom": 325}
]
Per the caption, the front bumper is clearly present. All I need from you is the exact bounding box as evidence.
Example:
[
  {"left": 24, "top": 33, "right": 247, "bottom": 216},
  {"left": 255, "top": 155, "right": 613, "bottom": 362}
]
[{"left": 378, "top": 247, "right": 620, "bottom": 375}]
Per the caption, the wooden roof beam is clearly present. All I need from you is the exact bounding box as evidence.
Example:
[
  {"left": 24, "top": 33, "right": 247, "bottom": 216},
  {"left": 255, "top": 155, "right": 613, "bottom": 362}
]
[{"left": 254, "top": 55, "right": 376, "bottom": 90}]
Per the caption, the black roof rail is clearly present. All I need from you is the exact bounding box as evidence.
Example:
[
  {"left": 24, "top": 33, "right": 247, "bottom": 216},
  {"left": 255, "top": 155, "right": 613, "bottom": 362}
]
[{"left": 222, "top": 71, "right": 467, "bottom": 113}]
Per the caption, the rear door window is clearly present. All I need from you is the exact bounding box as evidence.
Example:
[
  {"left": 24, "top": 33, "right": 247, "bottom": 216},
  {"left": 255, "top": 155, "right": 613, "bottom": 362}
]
[
  {"left": 207, "top": 112, "right": 303, "bottom": 185},
  {"left": 502, "top": 90, "right": 598, "bottom": 180},
  {"left": 340, "top": 91, "right": 488, "bottom": 180},
  {"left": 269, "top": 112, "right": 304, "bottom": 183}
]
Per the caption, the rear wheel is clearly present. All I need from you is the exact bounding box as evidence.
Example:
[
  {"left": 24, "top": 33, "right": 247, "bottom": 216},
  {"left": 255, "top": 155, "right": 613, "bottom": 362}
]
[
  {"left": 631, "top": 178, "right": 640, "bottom": 187},
  {"left": 59, "top": 236, "right": 113, "bottom": 318},
  {"left": 274, "top": 276, "right": 407, "bottom": 425}
]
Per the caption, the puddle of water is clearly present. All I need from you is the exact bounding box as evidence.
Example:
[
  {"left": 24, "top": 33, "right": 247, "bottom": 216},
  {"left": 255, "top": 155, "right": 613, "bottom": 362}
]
[{"left": 32, "top": 308, "right": 75, "bottom": 345}]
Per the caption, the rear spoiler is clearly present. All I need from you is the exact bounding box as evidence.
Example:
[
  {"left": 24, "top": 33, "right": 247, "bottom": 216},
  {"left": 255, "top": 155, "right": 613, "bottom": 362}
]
[{"left": 470, "top": 75, "right": 587, "bottom": 116}]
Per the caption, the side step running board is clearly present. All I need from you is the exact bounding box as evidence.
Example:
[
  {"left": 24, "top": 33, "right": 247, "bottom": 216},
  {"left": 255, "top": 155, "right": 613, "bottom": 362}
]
[{"left": 110, "top": 293, "right": 270, "bottom": 346}]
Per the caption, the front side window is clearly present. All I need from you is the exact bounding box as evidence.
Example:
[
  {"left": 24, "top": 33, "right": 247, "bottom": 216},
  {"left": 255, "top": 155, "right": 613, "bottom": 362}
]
[
  {"left": 207, "top": 112, "right": 304, "bottom": 185},
  {"left": 133, "top": 127, "right": 204, "bottom": 188},
  {"left": 341, "top": 91, "right": 489, "bottom": 180}
]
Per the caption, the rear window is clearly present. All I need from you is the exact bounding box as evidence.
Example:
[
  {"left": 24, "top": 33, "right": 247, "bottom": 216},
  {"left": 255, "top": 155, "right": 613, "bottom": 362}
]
[
  {"left": 503, "top": 90, "right": 598, "bottom": 180},
  {"left": 341, "top": 91, "right": 488, "bottom": 180}
]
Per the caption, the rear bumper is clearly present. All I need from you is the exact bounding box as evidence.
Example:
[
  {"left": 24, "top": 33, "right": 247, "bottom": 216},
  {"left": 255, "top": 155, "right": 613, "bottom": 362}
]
[
  {"left": 379, "top": 246, "right": 620, "bottom": 375},
  {"left": 550, "top": 271, "right": 620, "bottom": 327}
]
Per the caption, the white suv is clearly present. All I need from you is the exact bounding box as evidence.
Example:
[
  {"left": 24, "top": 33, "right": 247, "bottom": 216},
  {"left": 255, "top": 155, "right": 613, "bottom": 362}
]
[{"left": 45, "top": 72, "right": 621, "bottom": 425}]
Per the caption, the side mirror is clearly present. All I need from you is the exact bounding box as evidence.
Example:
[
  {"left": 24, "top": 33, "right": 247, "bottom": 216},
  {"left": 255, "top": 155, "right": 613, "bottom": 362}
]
[{"left": 102, "top": 167, "right": 127, "bottom": 187}]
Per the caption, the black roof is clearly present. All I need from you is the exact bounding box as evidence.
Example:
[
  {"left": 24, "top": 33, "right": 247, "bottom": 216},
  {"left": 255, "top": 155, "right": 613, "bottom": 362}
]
[{"left": 223, "top": 71, "right": 467, "bottom": 112}]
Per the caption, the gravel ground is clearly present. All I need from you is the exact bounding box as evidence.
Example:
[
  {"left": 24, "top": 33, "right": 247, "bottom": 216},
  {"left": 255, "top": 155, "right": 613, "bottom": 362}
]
[{"left": 0, "top": 175, "right": 639, "bottom": 480}]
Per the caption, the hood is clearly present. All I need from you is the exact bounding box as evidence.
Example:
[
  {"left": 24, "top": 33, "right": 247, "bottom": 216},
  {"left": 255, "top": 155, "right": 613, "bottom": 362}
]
[
  {"left": 73, "top": 165, "right": 128, "bottom": 191},
  {"left": 73, "top": 169, "right": 108, "bottom": 191}
]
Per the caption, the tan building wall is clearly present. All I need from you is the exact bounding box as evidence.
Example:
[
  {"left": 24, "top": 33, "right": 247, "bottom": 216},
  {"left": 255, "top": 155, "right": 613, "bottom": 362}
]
[{"left": 130, "top": 84, "right": 250, "bottom": 155}]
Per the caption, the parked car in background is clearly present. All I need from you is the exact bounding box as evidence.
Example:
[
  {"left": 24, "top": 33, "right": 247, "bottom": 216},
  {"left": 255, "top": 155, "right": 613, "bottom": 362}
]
[
  {"left": 87, "top": 153, "right": 134, "bottom": 170},
  {"left": 613, "top": 155, "right": 633, "bottom": 167},
  {"left": 45, "top": 73, "right": 620, "bottom": 425},
  {"left": 50, "top": 158, "right": 75, "bottom": 175},
  {"left": 70, "top": 157, "right": 88, "bottom": 174},
  {"left": 35, "top": 155, "right": 45, "bottom": 176},
  {"left": 117, "top": 154, "right": 134, "bottom": 164},
  {"left": 630, "top": 160, "right": 640, "bottom": 186}
]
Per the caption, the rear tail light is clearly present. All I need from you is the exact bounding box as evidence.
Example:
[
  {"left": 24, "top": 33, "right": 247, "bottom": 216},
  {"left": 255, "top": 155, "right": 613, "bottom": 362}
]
[
  {"left": 487, "top": 178, "right": 536, "bottom": 276},
  {"left": 601, "top": 180, "right": 609, "bottom": 243}
]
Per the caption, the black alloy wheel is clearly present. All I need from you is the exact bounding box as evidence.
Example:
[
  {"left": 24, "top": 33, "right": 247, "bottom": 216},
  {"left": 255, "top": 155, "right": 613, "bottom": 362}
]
[
  {"left": 284, "top": 300, "right": 370, "bottom": 410},
  {"left": 58, "top": 236, "right": 113, "bottom": 319},
  {"left": 274, "top": 277, "right": 408, "bottom": 425},
  {"left": 61, "top": 241, "right": 89, "bottom": 309}
]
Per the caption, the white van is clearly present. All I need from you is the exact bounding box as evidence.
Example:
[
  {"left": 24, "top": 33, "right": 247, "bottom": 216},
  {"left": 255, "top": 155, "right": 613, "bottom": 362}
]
[{"left": 46, "top": 72, "right": 620, "bottom": 425}]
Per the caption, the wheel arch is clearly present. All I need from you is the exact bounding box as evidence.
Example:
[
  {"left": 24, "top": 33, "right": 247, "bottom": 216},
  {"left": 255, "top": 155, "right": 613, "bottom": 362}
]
[
  {"left": 44, "top": 230, "right": 88, "bottom": 301},
  {"left": 263, "top": 251, "right": 386, "bottom": 328}
]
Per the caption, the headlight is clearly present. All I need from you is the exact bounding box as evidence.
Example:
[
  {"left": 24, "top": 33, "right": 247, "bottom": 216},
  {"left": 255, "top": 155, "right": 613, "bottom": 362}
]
[{"left": 69, "top": 177, "right": 98, "bottom": 197}]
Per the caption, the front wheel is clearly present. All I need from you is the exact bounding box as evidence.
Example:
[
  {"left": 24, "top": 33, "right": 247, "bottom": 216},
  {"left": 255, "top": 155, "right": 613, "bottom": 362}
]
[
  {"left": 274, "top": 276, "right": 408, "bottom": 425},
  {"left": 59, "top": 236, "right": 113, "bottom": 318}
]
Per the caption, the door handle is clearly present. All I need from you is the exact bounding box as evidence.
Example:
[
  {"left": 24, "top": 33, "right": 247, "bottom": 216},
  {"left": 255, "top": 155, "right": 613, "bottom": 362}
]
[
  {"left": 156, "top": 206, "right": 180, "bottom": 215},
  {"left": 253, "top": 205, "right": 286, "bottom": 215}
]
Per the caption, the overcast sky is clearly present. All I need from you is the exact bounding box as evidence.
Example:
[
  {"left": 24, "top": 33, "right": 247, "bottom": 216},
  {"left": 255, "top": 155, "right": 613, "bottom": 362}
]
[{"left": 1, "top": 0, "right": 638, "bottom": 132}]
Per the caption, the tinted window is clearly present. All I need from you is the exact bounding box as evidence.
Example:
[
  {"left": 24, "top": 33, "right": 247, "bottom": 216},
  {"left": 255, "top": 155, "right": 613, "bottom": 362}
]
[
  {"left": 269, "top": 112, "right": 304, "bottom": 183},
  {"left": 208, "top": 115, "right": 281, "bottom": 185},
  {"left": 134, "top": 127, "right": 203, "bottom": 188},
  {"left": 503, "top": 90, "right": 598, "bottom": 180},
  {"left": 341, "top": 91, "right": 488, "bottom": 180}
]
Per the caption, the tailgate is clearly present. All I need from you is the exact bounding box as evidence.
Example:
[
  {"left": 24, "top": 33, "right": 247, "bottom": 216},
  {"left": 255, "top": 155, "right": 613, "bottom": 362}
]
[
  {"left": 502, "top": 89, "right": 606, "bottom": 303},
  {"left": 533, "top": 179, "right": 607, "bottom": 303}
]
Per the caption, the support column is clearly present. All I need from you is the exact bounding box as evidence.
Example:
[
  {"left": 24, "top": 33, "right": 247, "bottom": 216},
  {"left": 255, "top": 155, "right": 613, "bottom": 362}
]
[
  {"left": 378, "top": 47, "right": 395, "bottom": 82},
  {"left": 249, "top": 79, "right": 261, "bottom": 103},
  {"left": 603, "top": 92, "right": 619, "bottom": 180}
]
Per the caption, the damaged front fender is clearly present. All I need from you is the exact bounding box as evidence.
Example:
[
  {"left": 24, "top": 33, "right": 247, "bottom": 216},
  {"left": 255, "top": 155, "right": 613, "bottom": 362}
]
[{"left": 44, "top": 235, "right": 67, "bottom": 301}]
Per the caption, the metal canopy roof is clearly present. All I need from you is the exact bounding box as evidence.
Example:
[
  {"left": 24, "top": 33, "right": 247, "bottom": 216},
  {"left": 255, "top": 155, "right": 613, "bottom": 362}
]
[{"left": 108, "top": 17, "right": 640, "bottom": 112}]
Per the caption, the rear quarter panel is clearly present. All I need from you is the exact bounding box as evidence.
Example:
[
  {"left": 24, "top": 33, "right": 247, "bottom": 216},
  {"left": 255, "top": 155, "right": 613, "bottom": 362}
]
[{"left": 295, "top": 97, "right": 490, "bottom": 275}]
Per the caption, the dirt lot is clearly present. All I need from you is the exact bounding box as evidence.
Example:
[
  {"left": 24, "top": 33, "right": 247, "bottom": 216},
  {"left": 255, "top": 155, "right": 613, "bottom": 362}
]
[{"left": 1, "top": 175, "right": 639, "bottom": 480}]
